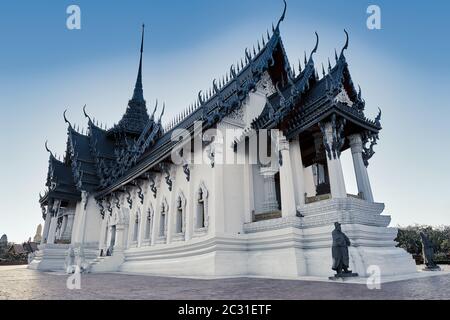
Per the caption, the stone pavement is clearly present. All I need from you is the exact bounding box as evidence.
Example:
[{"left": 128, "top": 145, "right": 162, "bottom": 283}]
[{"left": 0, "top": 265, "right": 449, "bottom": 300}]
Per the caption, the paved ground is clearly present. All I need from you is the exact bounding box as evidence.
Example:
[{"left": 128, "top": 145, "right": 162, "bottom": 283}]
[{"left": 0, "top": 265, "right": 449, "bottom": 300}]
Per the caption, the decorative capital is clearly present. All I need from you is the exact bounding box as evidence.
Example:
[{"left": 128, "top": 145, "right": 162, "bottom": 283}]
[
  {"left": 319, "top": 115, "right": 346, "bottom": 160},
  {"left": 277, "top": 134, "right": 290, "bottom": 152},
  {"left": 348, "top": 134, "right": 363, "bottom": 154}
]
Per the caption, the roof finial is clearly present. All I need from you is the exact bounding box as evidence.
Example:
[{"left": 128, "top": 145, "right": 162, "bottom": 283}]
[
  {"left": 309, "top": 32, "right": 319, "bottom": 60},
  {"left": 198, "top": 91, "right": 204, "bottom": 105},
  {"left": 83, "top": 104, "right": 92, "bottom": 123},
  {"left": 151, "top": 100, "right": 158, "bottom": 119},
  {"left": 158, "top": 102, "right": 165, "bottom": 123},
  {"left": 132, "top": 24, "right": 145, "bottom": 102},
  {"left": 276, "top": 0, "right": 287, "bottom": 31},
  {"left": 63, "top": 109, "right": 72, "bottom": 128},
  {"left": 45, "top": 141, "right": 54, "bottom": 158},
  {"left": 375, "top": 108, "right": 382, "bottom": 127},
  {"left": 340, "top": 29, "right": 349, "bottom": 58}
]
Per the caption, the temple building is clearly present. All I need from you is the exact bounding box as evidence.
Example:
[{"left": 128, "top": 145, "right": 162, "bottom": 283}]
[{"left": 30, "top": 2, "right": 416, "bottom": 278}]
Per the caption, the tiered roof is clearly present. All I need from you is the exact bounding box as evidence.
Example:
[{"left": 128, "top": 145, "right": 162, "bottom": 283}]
[{"left": 40, "top": 0, "right": 382, "bottom": 206}]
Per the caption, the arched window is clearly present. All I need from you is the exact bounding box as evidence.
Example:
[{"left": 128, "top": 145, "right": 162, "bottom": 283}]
[
  {"left": 197, "top": 189, "right": 205, "bottom": 229},
  {"left": 133, "top": 212, "right": 139, "bottom": 242},
  {"left": 176, "top": 197, "right": 183, "bottom": 233},
  {"left": 145, "top": 204, "right": 154, "bottom": 240},
  {"left": 159, "top": 198, "right": 168, "bottom": 238},
  {"left": 195, "top": 181, "right": 209, "bottom": 232},
  {"left": 174, "top": 192, "right": 186, "bottom": 236}
]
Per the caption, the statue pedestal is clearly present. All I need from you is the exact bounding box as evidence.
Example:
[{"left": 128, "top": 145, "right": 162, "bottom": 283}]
[
  {"left": 329, "top": 273, "right": 359, "bottom": 280},
  {"left": 423, "top": 266, "right": 441, "bottom": 272}
]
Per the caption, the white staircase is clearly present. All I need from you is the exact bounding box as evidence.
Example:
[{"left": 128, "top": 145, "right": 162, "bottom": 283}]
[{"left": 89, "top": 252, "right": 124, "bottom": 273}]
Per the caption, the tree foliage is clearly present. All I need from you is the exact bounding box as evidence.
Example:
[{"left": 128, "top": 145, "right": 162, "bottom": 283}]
[{"left": 396, "top": 225, "right": 450, "bottom": 260}]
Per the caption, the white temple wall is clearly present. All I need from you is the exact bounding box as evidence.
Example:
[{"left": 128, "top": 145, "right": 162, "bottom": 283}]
[
  {"left": 222, "top": 163, "right": 247, "bottom": 234},
  {"left": 304, "top": 166, "right": 316, "bottom": 197},
  {"left": 83, "top": 195, "right": 102, "bottom": 246},
  {"left": 71, "top": 194, "right": 102, "bottom": 248},
  {"left": 70, "top": 200, "right": 83, "bottom": 245}
]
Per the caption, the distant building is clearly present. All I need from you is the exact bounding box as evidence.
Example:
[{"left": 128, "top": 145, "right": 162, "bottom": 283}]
[
  {"left": 33, "top": 224, "right": 42, "bottom": 243},
  {"left": 23, "top": 242, "right": 39, "bottom": 254},
  {"left": 7, "top": 242, "right": 38, "bottom": 256},
  {"left": 8, "top": 244, "right": 27, "bottom": 256}
]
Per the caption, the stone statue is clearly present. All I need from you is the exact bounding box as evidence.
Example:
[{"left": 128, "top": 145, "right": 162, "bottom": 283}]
[
  {"left": 331, "top": 222, "right": 358, "bottom": 278},
  {"left": 420, "top": 232, "right": 441, "bottom": 271}
]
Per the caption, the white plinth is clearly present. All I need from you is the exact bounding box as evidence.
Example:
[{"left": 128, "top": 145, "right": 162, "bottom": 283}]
[
  {"left": 119, "top": 198, "right": 416, "bottom": 279},
  {"left": 28, "top": 243, "right": 70, "bottom": 271}
]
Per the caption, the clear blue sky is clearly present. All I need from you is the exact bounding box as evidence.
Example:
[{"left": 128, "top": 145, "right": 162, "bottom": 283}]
[{"left": 0, "top": 0, "right": 449, "bottom": 242}]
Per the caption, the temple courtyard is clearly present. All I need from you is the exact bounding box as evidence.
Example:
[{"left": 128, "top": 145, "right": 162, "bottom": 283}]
[{"left": 0, "top": 265, "right": 449, "bottom": 300}]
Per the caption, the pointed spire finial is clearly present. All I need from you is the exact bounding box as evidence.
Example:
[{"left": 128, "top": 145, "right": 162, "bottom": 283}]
[{"left": 132, "top": 24, "right": 145, "bottom": 102}]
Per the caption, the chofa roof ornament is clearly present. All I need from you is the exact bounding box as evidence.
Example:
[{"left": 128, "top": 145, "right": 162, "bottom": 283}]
[
  {"left": 45, "top": 140, "right": 54, "bottom": 158},
  {"left": 275, "top": 0, "right": 287, "bottom": 31},
  {"left": 340, "top": 29, "right": 349, "bottom": 58},
  {"left": 63, "top": 109, "right": 72, "bottom": 128},
  {"left": 83, "top": 104, "right": 92, "bottom": 123},
  {"left": 309, "top": 32, "right": 319, "bottom": 60}
]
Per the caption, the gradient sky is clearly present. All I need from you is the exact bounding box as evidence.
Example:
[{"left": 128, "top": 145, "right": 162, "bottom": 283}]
[{"left": 0, "top": 0, "right": 449, "bottom": 242}]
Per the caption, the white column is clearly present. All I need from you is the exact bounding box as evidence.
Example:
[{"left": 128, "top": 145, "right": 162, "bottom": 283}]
[
  {"left": 212, "top": 137, "right": 225, "bottom": 234},
  {"left": 126, "top": 209, "right": 135, "bottom": 248},
  {"left": 41, "top": 209, "right": 52, "bottom": 244},
  {"left": 47, "top": 216, "right": 58, "bottom": 244},
  {"left": 47, "top": 200, "right": 61, "bottom": 244},
  {"left": 322, "top": 122, "right": 347, "bottom": 198},
  {"left": 114, "top": 224, "right": 126, "bottom": 254},
  {"left": 349, "top": 134, "right": 374, "bottom": 202},
  {"left": 278, "top": 135, "right": 297, "bottom": 217},
  {"left": 151, "top": 176, "right": 162, "bottom": 246},
  {"left": 166, "top": 168, "right": 177, "bottom": 244},
  {"left": 259, "top": 167, "right": 279, "bottom": 213},
  {"left": 98, "top": 217, "right": 108, "bottom": 253},
  {"left": 61, "top": 213, "right": 75, "bottom": 241},
  {"left": 185, "top": 175, "right": 193, "bottom": 241},
  {"left": 138, "top": 209, "right": 146, "bottom": 247},
  {"left": 290, "top": 138, "right": 306, "bottom": 208},
  {"left": 243, "top": 151, "right": 255, "bottom": 223}
]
